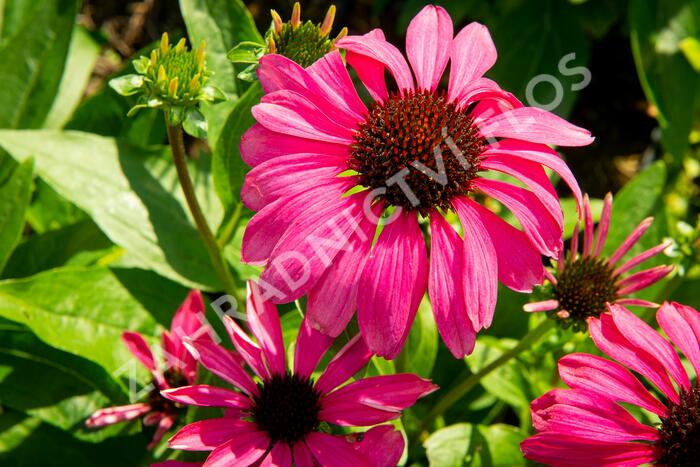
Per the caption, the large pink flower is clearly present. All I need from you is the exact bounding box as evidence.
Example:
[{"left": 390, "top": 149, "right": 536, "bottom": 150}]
[
  {"left": 524, "top": 193, "right": 673, "bottom": 331},
  {"left": 241, "top": 4, "right": 593, "bottom": 358},
  {"left": 161, "top": 281, "right": 436, "bottom": 466},
  {"left": 86, "top": 291, "right": 212, "bottom": 448},
  {"left": 521, "top": 302, "right": 700, "bottom": 466}
]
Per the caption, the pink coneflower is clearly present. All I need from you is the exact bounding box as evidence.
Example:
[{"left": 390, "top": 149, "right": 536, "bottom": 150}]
[
  {"left": 240, "top": 4, "right": 593, "bottom": 358},
  {"left": 524, "top": 193, "right": 673, "bottom": 331},
  {"left": 160, "top": 281, "right": 436, "bottom": 465},
  {"left": 86, "top": 291, "right": 212, "bottom": 448},
  {"left": 521, "top": 302, "right": 700, "bottom": 466}
]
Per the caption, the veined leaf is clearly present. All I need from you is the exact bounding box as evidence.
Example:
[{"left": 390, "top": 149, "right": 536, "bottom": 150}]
[{"left": 0, "top": 158, "right": 33, "bottom": 273}]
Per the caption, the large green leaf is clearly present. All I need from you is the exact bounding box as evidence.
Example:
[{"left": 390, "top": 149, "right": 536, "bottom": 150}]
[
  {"left": 0, "top": 267, "right": 162, "bottom": 375},
  {"left": 0, "top": 0, "right": 77, "bottom": 129},
  {"left": 0, "top": 129, "right": 221, "bottom": 290},
  {"left": 179, "top": 0, "right": 262, "bottom": 97},
  {"left": 424, "top": 423, "right": 524, "bottom": 467},
  {"left": 0, "top": 158, "right": 33, "bottom": 273}
]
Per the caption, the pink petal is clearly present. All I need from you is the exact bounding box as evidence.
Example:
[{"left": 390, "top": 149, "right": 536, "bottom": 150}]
[
  {"left": 223, "top": 316, "right": 269, "bottom": 379},
  {"left": 483, "top": 139, "right": 583, "bottom": 212},
  {"left": 344, "top": 30, "right": 389, "bottom": 102},
  {"left": 152, "top": 462, "right": 202, "bottom": 467},
  {"left": 428, "top": 213, "right": 477, "bottom": 358},
  {"left": 246, "top": 281, "right": 286, "bottom": 375},
  {"left": 558, "top": 353, "right": 667, "bottom": 417},
  {"left": 594, "top": 192, "right": 613, "bottom": 256},
  {"left": 657, "top": 302, "right": 700, "bottom": 377},
  {"left": 336, "top": 34, "right": 414, "bottom": 92},
  {"left": 171, "top": 290, "right": 207, "bottom": 341},
  {"left": 148, "top": 415, "right": 176, "bottom": 449},
  {"left": 306, "top": 433, "right": 371, "bottom": 467},
  {"left": 451, "top": 197, "right": 499, "bottom": 330},
  {"left": 259, "top": 441, "right": 292, "bottom": 467},
  {"left": 582, "top": 194, "right": 595, "bottom": 256},
  {"left": 307, "top": 50, "right": 367, "bottom": 121},
  {"left": 448, "top": 22, "right": 497, "bottom": 102},
  {"left": 240, "top": 123, "right": 348, "bottom": 168},
  {"left": 184, "top": 338, "right": 258, "bottom": 397},
  {"left": 524, "top": 300, "right": 559, "bottom": 313},
  {"left": 353, "top": 425, "right": 405, "bottom": 467},
  {"left": 474, "top": 178, "right": 562, "bottom": 258},
  {"left": 589, "top": 312, "right": 679, "bottom": 403},
  {"left": 357, "top": 211, "right": 428, "bottom": 359},
  {"left": 121, "top": 331, "right": 157, "bottom": 373},
  {"left": 170, "top": 419, "right": 259, "bottom": 452},
  {"left": 293, "top": 442, "right": 316, "bottom": 467},
  {"left": 615, "top": 298, "right": 658, "bottom": 307},
  {"left": 204, "top": 431, "right": 270, "bottom": 467},
  {"left": 406, "top": 5, "right": 453, "bottom": 91},
  {"left": 462, "top": 79, "right": 521, "bottom": 118},
  {"left": 315, "top": 334, "right": 373, "bottom": 395},
  {"left": 85, "top": 403, "right": 151, "bottom": 428},
  {"left": 253, "top": 90, "right": 353, "bottom": 145},
  {"left": 616, "top": 265, "right": 674, "bottom": 295},
  {"left": 615, "top": 241, "right": 671, "bottom": 275},
  {"left": 162, "top": 385, "right": 252, "bottom": 410},
  {"left": 294, "top": 316, "right": 335, "bottom": 378},
  {"left": 608, "top": 217, "right": 653, "bottom": 265},
  {"left": 609, "top": 304, "right": 690, "bottom": 391},
  {"left": 478, "top": 107, "right": 594, "bottom": 147}
]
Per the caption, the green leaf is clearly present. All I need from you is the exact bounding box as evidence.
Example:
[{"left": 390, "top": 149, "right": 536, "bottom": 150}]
[
  {"left": 43, "top": 26, "right": 101, "bottom": 129},
  {"left": 211, "top": 82, "right": 262, "bottom": 209},
  {"left": 0, "top": 267, "right": 164, "bottom": 376},
  {"left": 227, "top": 41, "right": 265, "bottom": 64},
  {"left": 424, "top": 423, "right": 524, "bottom": 467},
  {"left": 26, "top": 178, "right": 86, "bottom": 234},
  {"left": 183, "top": 107, "right": 208, "bottom": 139},
  {"left": 396, "top": 296, "right": 438, "bottom": 378},
  {"left": 0, "top": 0, "right": 77, "bottom": 128},
  {"left": 0, "top": 158, "right": 33, "bottom": 273},
  {"left": 0, "top": 129, "right": 222, "bottom": 290},
  {"left": 108, "top": 74, "right": 146, "bottom": 97},
  {"left": 179, "top": 0, "right": 263, "bottom": 96}
]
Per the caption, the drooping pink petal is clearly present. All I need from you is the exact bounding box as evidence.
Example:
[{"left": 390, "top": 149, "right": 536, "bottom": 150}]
[
  {"left": 483, "top": 139, "right": 583, "bottom": 213},
  {"left": 447, "top": 22, "right": 497, "bottom": 103},
  {"left": 162, "top": 385, "right": 252, "bottom": 410},
  {"left": 558, "top": 353, "right": 668, "bottom": 417},
  {"left": 306, "top": 432, "right": 371, "bottom": 467},
  {"left": 616, "top": 265, "right": 674, "bottom": 296},
  {"left": 657, "top": 302, "right": 700, "bottom": 376},
  {"left": 315, "top": 334, "right": 373, "bottom": 395},
  {"left": 463, "top": 79, "right": 521, "bottom": 119},
  {"left": 184, "top": 338, "right": 258, "bottom": 396},
  {"left": 524, "top": 300, "right": 559, "bottom": 313},
  {"left": 85, "top": 403, "right": 151, "bottom": 428},
  {"left": 253, "top": 90, "right": 354, "bottom": 145},
  {"left": 352, "top": 425, "right": 405, "bottom": 467},
  {"left": 307, "top": 50, "right": 368, "bottom": 120},
  {"left": 246, "top": 280, "right": 287, "bottom": 375},
  {"left": 615, "top": 298, "right": 658, "bottom": 307},
  {"left": 223, "top": 316, "right": 269, "bottom": 380},
  {"left": 121, "top": 331, "right": 157, "bottom": 373},
  {"left": 474, "top": 178, "right": 562, "bottom": 258},
  {"left": 609, "top": 304, "right": 690, "bottom": 391},
  {"left": 582, "top": 194, "right": 594, "bottom": 256},
  {"left": 170, "top": 419, "right": 260, "bottom": 452},
  {"left": 451, "top": 197, "right": 499, "bottom": 330},
  {"left": 143, "top": 411, "right": 164, "bottom": 426},
  {"left": 148, "top": 415, "right": 176, "bottom": 449},
  {"left": 594, "top": 192, "right": 613, "bottom": 256},
  {"left": 259, "top": 441, "right": 292, "bottom": 467},
  {"left": 615, "top": 241, "right": 671, "bottom": 275},
  {"left": 589, "top": 313, "right": 679, "bottom": 403},
  {"left": 336, "top": 34, "right": 414, "bottom": 92},
  {"left": 428, "top": 213, "right": 477, "bottom": 358},
  {"left": 171, "top": 290, "right": 207, "bottom": 342},
  {"left": 406, "top": 5, "right": 453, "bottom": 91},
  {"left": 293, "top": 442, "right": 316, "bottom": 467},
  {"left": 608, "top": 217, "right": 654, "bottom": 265},
  {"left": 161, "top": 331, "right": 185, "bottom": 382},
  {"left": 294, "top": 316, "right": 335, "bottom": 378},
  {"left": 344, "top": 30, "right": 389, "bottom": 102},
  {"left": 478, "top": 107, "right": 594, "bottom": 147},
  {"left": 357, "top": 211, "right": 428, "bottom": 359},
  {"left": 240, "top": 123, "right": 348, "bottom": 168},
  {"left": 203, "top": 430, "right": 270, "bottom": 467}
]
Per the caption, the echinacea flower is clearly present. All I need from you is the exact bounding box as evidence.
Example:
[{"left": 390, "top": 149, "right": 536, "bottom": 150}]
[
  {"left": 524, "top": 193, "right": 673, "bottom": 331},
  {"left": 160, "top": 281, "right": 436, "bottom": 465},
  {"left": 240, "top": 5, "right": 593, "bottom": 358},
  {"left": 521, "top": 302, "right": 700, "bottom": 466},
  {"left": 86, "top": 291, "right": 212, "bottom": 448}
]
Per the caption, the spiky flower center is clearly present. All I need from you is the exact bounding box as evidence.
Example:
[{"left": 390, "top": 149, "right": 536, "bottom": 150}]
[
  {"left": 269, "top": 21, "right": 334, "bottom": 68},
  {"left": 251, "top": 372, "right": 322, "bottom": 444},
  {"left": 657, "top": 382, "right": 700, "bottom": 465},
  {"left": 551, "top": 256, "right": 619, "bottom": 330},
  {"left": 350, "top": 89, "right": 484, "bottom": 215}
]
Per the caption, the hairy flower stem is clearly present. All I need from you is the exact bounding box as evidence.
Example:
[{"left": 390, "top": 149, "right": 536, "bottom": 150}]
[
  {"left": 417, "top": 319, "right": 555, "bottom": 439},
  {"left": 166, "top": 121, "right": 242, "bottom": 303}
]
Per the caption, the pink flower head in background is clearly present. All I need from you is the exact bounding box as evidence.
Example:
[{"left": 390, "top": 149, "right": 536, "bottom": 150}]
[
  {"left": 86, "top": 290, "right": 212, "bottom": 449},
  {"left": 524, "top": 193, "right": 673, "bottom": 331},
  {"left": 161, "top": 281, "right": 436, "bottom": 466},
  {"left": 240, "top": 4, "right": 593, "bottom": 359},
  {"left": 521, "top": 302, "right": 700, "bottom": 466}
]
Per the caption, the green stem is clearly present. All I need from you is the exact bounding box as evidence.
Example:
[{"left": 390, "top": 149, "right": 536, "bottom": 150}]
[
  {"left": 165, "top": 122, "right": 242, "bottom": 303},
  {"left": 418, "top": 319, "right": 555, "bottom": 436},
  {"left": 217, "top": 202, "right": 243, "bottom": 248}
]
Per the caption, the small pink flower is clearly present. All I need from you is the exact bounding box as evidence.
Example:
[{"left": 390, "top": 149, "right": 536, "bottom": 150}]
[
  {"left": 241, "top": 4, "right": 593, "bottom": 359},
  {"left": 521, "top": 302, "right": 700, "bottom": 466},
  {"left": 161, "top": 281, "right": 436, "bottom": 466},
  {"left": 525, "top": 193, "right": 673, "bottom": 330},
  {"left": 86, "top": 290, "right": 212, "bottom": 449}
]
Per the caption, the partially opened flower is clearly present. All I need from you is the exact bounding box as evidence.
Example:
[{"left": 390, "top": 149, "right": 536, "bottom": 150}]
[
  {"left": 521, "top": 302, "right": 700, "bottom": 466},
  {"left": 161, "top": 281, "right": 436, "bottom": 465},
  {"left": 240, "top": 4, "right": 592, "bottom": 358},
  {"left": 86, "top": 291, "right": 212, "bottom": 448},
  {"left": 524, "top": 193, "right": 673, "bottom": 331}
]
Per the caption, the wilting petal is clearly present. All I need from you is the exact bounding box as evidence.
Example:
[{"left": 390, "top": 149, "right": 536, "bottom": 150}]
[
  {"left": 657, "top": 302, "right": 700, "bottom": 376},
  {"left": 306, "top": 432, "right": 371, "bottom": 467},
  {"left": 615, "top": 241, "right": 671, "bottom": 276},
  {"left": 294, "top": 317, "right": 335, "bottom": 378},
  {"left": 406, "top": 5, "right": 453, "bottom": 91},
  {"left": 85, "top": 403, "right": 151, "bottom": 428},
  {"left": 616, "top": 265, "right": 674, "bottom": 296},
  {"left": 428, "top": 213, "right": 477, "bottom": 358},
  {"left": 594, "top": 193, "right": 613, "bottom": 256},
  {"left": 524, "top": 300, "right": 559, "bottom": 313},
  {"left": 162, "top": 385, "right": 252, "bottom": 410},
  {"left": 203, "top": 430, "right": 270, "bottom": 466},
  {"left": 184, "top": 338, "right": 258, "bottom": 396},
  {"left": 148, "top": 415, "right": 176, "bottom": 449},
  {"left": 357, "top": 211, "right": 428, "bottom": 359},
  {"left": 315, "top": 334, "right": 373, "bottom": 395},
  {"left": 448, "top": 22, "right": 497, "bottom": 102}
]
